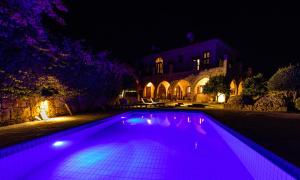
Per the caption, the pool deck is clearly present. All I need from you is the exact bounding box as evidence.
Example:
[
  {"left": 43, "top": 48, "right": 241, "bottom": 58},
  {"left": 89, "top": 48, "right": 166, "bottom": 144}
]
[
  {"left": 1, "top": 108, "right": 300, "bottom": 168},
  {"left": 0, "top": 111, "right": 122, "bottom": 148}
]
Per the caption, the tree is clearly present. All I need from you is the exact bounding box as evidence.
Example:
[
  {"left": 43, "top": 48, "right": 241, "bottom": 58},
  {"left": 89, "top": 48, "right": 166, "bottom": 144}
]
[
  {"left": 0, "top": 0, "right": 69, "bottom": 75},
  {"left": 203, "top": 75, "right": 230, "bottom": 102},
  {"left": 0, "top": 0, "right": 135, "bottom": 110},
  {"left": 268, "top": 65, "right": 300, "bottom": 91},
  {"left": 243, "top": 73, "right": 267, "bottom": 99}
]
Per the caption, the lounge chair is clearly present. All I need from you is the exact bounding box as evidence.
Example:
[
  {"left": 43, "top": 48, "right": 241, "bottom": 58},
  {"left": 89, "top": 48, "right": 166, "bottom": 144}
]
[
  {"left": 141, "top": 98, "right": 154, "bottom": 105},
  {"left": 150, "top": 98, "right": 165, "bottom": 107}
]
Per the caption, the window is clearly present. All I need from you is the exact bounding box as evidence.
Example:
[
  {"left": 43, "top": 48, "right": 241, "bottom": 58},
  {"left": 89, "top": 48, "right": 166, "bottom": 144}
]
[
  {"left": 197, "top": 86, "right": 203, "bottom": 94},
  {"left": 187, "top": 86, "right": 191, "bottom": 94},
  {"left": 197, "top": 59, "right": 200, "bottom": 70},
  {"left": 203, "top": 51, "right": 210, "bottom": 64},
  {"left": 193, "top": 56, "right": 201, "bottom": 71},
  {"left": 155, "top": 57, "right": 163, "bottom": 74}
]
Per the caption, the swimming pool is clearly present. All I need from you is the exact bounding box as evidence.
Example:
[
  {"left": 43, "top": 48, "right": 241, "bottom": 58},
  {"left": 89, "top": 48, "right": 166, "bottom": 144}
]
[{"left": 0, "top": 110, "right": 299, "bottom": 179}]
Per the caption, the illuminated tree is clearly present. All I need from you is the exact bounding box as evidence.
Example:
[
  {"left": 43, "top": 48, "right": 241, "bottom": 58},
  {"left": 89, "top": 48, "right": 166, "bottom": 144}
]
[
  {"left": 268, "top": 65, "right": 300, "bottom": 92},
  {"left": 243, "top": 73, "right": 267, "bottom": 99},
  {"left": 0, "top": 0, "right": 135, "bottom": 110},
  {"left": 268, "top": 65, "right": 300, "bottom": 101},
  {"left": 203, "top": 75, "right": 230, "bottom": 102}
]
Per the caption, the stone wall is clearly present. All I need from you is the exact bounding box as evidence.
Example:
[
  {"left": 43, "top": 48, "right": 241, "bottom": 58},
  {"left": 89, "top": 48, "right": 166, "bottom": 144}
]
[{"left": 0, "top": 97, "right": 69, "bottom": 127}]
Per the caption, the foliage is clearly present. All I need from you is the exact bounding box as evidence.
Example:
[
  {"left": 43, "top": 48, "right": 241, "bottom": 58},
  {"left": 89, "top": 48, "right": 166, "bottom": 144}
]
[
  {"left": 243, "top": 73, "right": 267, "bottom": 99},
  {"left": 268, "top": 65, "right": 300, "bottom": 92},
  {"left": 35, "top": 76, "right": 78, "bottom": 98},
  {"left": 227, "top": 95, "right": 253, "bottom": 105},
  {"left": 0, "top": 0, "right": 68, "bottom": 72},
  {"left": 203, "top": 75, "right": 230, "bottom": 96},
  {"left": 0, "top": 0, "right": 135, "bottom": 108},
  {"left": 295, "top": 98, "right": 300, "bottom": 111},
  {"left": 254, "top": 93, "right": 287, "bottom": 112},
  {"left": 0, "top": 69, "right": 36, "bottom": 98}
]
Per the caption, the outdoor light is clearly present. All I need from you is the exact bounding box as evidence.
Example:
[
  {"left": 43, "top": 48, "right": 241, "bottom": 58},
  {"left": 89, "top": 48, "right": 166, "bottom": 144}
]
[
  {"left": 217, "top": 93, "right": 226, "bottom": 103},
  {"left": 40, "top": 100, "right": 49, "bottom": 120},
  {"left": 52, "top": 141, "right": 70, "bottom": 148},
  {"left": 146, "top": 119, "right": 152, "bottom": 125},
  {"left": 146, "top": 82, "right": 152, "bottom": 87}
]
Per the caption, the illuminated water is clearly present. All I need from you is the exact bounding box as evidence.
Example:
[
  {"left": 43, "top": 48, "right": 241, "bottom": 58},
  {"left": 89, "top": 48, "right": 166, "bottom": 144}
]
[{"left": 0, "top": 111, "right": 298, "bottom": 179}]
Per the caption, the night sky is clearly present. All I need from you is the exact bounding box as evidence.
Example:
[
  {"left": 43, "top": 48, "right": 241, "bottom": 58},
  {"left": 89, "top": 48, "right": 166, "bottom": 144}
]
[{"left": 59, "top": 1, "right": 300, "bottom": 77}]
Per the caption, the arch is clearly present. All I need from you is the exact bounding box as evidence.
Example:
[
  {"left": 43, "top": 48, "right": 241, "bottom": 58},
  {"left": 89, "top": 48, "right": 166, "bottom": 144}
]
[
  {"left": 193, "top": 77, "right": 210, "bottom": 102},
  {"left": 238, "top": 81, "right": 244, "bottom": 95},
  {"left": 230, "top": 80, "right": 238, "bottom": 96},
  {"left": 193, "top": 77, "right": 209, "bottom": 95},
  {"left": 156, "top": 81, "right": 171, "bottom": 99},
  {"left": 143, "top": 82, "right": 155, "bottom": 98},
  {"left": 170, "top": 79, "right": 191, "bottom": 100}
]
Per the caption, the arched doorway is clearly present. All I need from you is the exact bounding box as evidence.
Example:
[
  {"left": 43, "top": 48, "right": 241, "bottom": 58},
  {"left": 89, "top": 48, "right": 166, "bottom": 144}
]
[
  {"left": 193, "top": 77, "right": 210, "bottom": 102},
  {"left": 156, "top": 81, "right": 170, "bottom": 99},
  {"left": 174, "top": 85, "right": 183, "bottom": 99},
  {"left": 238, "top": 81, "right": 244, "bottom": 95},
  {"left": 170, "top": 80, "right": 191, "bottom": 100},
  {"left": 230, "top": 80, "right": 238, "bottom": 96},
  {"left": 158, "top": 85, "right": 166, "bottom": 99},
  {"left": 143, "top": 82, "right": 155, "bottom": 98},
  {"left": 194, "top": 77, "right": 209, "bottom": 94}
]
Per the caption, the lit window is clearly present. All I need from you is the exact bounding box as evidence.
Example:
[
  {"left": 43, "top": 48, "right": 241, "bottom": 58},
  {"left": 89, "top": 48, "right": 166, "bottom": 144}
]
[
  {"left": 187, "top": 86, "right": 191, "bottom": 94},
  {"left": 155, "top": 57, "right": 163, "bottom": 74},
  {"left": 197, "top": 86, "right": 203, "bottom": 94},
  {"left": 203, "top": 51, "right": 210, "bottom": 64},
  {"left": 193, "top": 56, "right": 201, "bottom": 71}
]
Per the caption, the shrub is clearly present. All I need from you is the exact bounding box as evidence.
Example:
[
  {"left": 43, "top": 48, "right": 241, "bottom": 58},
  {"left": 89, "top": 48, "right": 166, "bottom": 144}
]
[
  {"left": 254, "top": 93, "right": 287, "bottom": 112},
  {"left": 227, "top": 95, "right": 253, "bottom": 105},
  {"left": 243, "top": 73, "right": 267, "bottom": 99},
  {"left": 268, "top": 65, "right": 300, "bottom": 91},
  {"left": 203, "top": 75, "right": 230, "bottom": 102}
]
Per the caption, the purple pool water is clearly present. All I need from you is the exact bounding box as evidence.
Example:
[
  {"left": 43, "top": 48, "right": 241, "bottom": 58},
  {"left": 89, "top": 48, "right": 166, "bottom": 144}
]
[{"left": 0, "top": 110, "right": 299, "bottom": 179}]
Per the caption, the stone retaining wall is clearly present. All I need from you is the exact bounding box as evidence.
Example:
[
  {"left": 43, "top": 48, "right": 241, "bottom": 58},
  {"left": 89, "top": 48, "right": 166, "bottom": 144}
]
[{"left": 0, "top": 97, "right": 68, "bottom": 127}]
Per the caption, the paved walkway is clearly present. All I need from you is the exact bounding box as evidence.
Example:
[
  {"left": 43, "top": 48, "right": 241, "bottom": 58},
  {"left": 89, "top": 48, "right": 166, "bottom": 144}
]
[{"left": 0, "top": 111, "right": 122, "bottom": 148}]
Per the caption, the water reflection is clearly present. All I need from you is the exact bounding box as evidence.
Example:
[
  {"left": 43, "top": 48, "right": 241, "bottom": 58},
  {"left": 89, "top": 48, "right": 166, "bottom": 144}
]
[{"left": 123, "top": 112, "right": 207, "bottom": 134}]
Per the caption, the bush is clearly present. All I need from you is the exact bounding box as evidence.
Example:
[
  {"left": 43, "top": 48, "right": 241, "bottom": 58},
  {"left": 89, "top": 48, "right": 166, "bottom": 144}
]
[
  {"left": 254, "top": 93, "right": 287, "bottom": 112},
  {"left": 268, "top": 65, "right": 300, "bottom": 91},
  {"left": 227, "top": 95, "right": 253, "bottom": 105},
  {"left": 243, "top": 73, "right": 267, "bottom": 99},
  {"left": 295, "top": 98, "right": 300, "bottom": 110}
]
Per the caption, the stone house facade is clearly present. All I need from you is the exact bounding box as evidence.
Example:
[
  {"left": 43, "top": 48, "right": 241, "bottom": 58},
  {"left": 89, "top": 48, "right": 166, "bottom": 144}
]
[{"left": 138, "top": 38, "right": 244, "bottom": 103}]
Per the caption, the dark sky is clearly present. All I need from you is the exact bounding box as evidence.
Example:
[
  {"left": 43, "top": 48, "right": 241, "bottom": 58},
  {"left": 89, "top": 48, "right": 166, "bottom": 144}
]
[{"left": 59, "top": 1, "right": 300, "bottom": 77}]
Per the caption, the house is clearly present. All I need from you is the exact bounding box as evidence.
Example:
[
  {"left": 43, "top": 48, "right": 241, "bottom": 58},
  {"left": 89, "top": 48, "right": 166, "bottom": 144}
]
[{"left": 138, "top": 38, "right": 244, "bottom": 103}]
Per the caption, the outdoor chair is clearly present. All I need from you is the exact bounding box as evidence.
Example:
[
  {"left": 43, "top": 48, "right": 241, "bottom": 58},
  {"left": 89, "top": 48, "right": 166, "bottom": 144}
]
[
  {"left": 150, "top": 98, "right": 165, "bottom": 107},
  {"left": 141, "top": 98, "right": 155, "bottom": 105}
]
